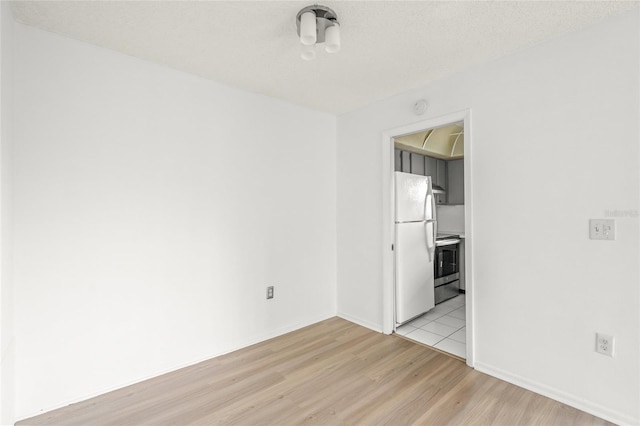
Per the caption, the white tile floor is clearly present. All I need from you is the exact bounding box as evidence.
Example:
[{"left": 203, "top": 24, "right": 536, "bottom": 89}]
[{"left": 396, "top": 294, "right": 466, "bottom": 358}]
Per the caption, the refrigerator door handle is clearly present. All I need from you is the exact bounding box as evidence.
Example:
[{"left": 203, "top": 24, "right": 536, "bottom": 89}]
[
  {"left": 425, "top": 179, "right": 435, "bottom": 221},
  {"left": 430, "top": 184, "right": 437, "bottom": 222},
  {"left": 425, "top": 221, "right": 436, "bottom": 262}
]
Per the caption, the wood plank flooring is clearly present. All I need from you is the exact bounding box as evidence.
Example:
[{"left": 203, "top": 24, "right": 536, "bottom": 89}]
[{"left": 18, "top": 317, "right": 611, "bottom": 425}]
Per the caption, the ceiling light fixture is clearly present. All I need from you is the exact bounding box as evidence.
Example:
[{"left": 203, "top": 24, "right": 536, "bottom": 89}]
[{"left": 296, "top": 5, "right": 340, "bottom": 61}]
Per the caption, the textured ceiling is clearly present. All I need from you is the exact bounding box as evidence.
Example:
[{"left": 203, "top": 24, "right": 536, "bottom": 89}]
[{"left": 10, "top": 1, "right": 639, "bottom": 114}]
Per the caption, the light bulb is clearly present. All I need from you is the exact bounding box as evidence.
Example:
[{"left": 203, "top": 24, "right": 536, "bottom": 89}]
[
  {"left": 299, "top": 11, "right": 317, "bottom": 46},
  {"left": 301, "top": 43, "right": 316, "bottom": 61},
  {"left": 325, "top": 23, "right": 340, "bottom": 53}
]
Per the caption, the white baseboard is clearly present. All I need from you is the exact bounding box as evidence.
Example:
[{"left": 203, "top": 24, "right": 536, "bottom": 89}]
[
  {"left": 474, "top": 361, "right": 639, "bottom": 426},
  {"left": 337, "top": 311, "right": 382, "bottom": 333}
]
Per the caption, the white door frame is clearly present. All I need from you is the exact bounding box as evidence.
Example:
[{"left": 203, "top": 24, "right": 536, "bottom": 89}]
[{"left": 380, "top": 109, "right": 475, "bottom": 367}]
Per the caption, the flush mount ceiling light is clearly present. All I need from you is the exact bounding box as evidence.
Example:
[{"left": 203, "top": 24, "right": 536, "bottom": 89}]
[{"left": 296, "top": 5, "right": 340, "bottom": 60}]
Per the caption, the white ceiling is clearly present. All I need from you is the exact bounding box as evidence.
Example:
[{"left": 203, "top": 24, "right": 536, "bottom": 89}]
[{"left": 10, "top": 1, "right": 639, "bottom": 114}]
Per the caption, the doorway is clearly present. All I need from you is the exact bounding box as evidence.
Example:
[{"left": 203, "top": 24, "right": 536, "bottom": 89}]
[{"left": 380, "top": 110, "right": 474, "bottom": 367}]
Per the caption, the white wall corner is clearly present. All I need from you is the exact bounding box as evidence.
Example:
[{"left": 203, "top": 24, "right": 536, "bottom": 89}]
[{"left": 337, "top": 311, "right": 383, "bottom": 333}]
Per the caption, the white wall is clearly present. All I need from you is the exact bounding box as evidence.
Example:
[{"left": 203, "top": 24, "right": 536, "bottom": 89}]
[
  {"left": 436, "top": 205, "right": 464, "bottom": 235},
  {"left": 0, "top": 2, "right": 14, "bottom": 425},
  {"left": 337, "top": 10, "right": 639, "bottom": 425},
  {"left": 13, "top": 24, "right": 337, "bottom": 420}
]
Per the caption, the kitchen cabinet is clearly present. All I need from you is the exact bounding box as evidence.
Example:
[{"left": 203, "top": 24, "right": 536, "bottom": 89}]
[
  {"left": 423, "top": 157, "right": 446, "bottom": 188},
  {"left": 423, "top": 156, "right": 437, "bottom": 180},
  {"left": 411, "top": 153, "right": 425, "bottom": 175},
  {"left": 436, "top": 160, "right": 447, "bottom": 190},
  {"left": 424, "top": 157, "right": 447, "bottom": 204},
  {"left": 402, "top": 151, "right": 411, "bottom": 173},
  {"left": 447, "top": 159, "right": 464, "bottom": 204},
  {"left": 394, "top": 149, "right": 426, "bottom": 176}
]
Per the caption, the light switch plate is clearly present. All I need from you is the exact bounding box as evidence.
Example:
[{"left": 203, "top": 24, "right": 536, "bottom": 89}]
[{"left": 589, "top": 219, "right": 615, "bottom": 240}]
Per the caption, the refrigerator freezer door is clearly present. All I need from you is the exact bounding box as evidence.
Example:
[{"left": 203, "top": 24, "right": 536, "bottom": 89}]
[
  {"left": 395, "top": 221, "right": 436, "bottom": 324},
  {"left": 395, "top": 172, "right": 429, "bottom": 223}
]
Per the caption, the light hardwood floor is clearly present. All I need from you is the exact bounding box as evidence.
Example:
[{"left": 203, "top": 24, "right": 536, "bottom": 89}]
[{"left": 19, "top": 317, "right": 611, "bottom": 425}]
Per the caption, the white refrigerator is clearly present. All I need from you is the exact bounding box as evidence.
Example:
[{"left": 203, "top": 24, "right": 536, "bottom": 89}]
[{"left": 395, "top": 171, "right": 436, "bottom": 325}]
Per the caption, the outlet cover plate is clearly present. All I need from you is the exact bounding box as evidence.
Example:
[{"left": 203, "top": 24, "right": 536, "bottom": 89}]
[{"left": 596, "top": 333, "right": 614, "bottom": 356}]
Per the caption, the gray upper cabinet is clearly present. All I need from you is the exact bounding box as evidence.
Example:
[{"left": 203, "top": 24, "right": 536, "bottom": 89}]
[
  {"left": 447, "top": 159, "right": 464, "bottom": 204},
  {"left": 436, "top": 160, "right": 447, "bottom": 190},
  {"left": 401, "top": 151, "right": 411, "bottom": 173},
  {"left": 395, "top": 149, "right": 427, "bottom": 176},
  {"left": 394, "top": 149, "right": 402, "bottom": 172},
  {"left": 411, "top": 154, "right": 425, "bottom": 175},
  {"left": 423, "top": 156, "right": 437, "bottom": 180}
]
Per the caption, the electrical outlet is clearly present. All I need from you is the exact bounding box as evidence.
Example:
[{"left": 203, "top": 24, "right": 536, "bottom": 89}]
[
  {"left": 266, "top": 286, "right": 274, "bottom": 299},
  {"left": 596, "top": 333, "right": 614, "bottom": 357}
]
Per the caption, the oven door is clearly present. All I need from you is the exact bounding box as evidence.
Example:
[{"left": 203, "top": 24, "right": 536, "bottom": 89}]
[{"left": 435, "top": 243, "right": 459, "bottom": 278}]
